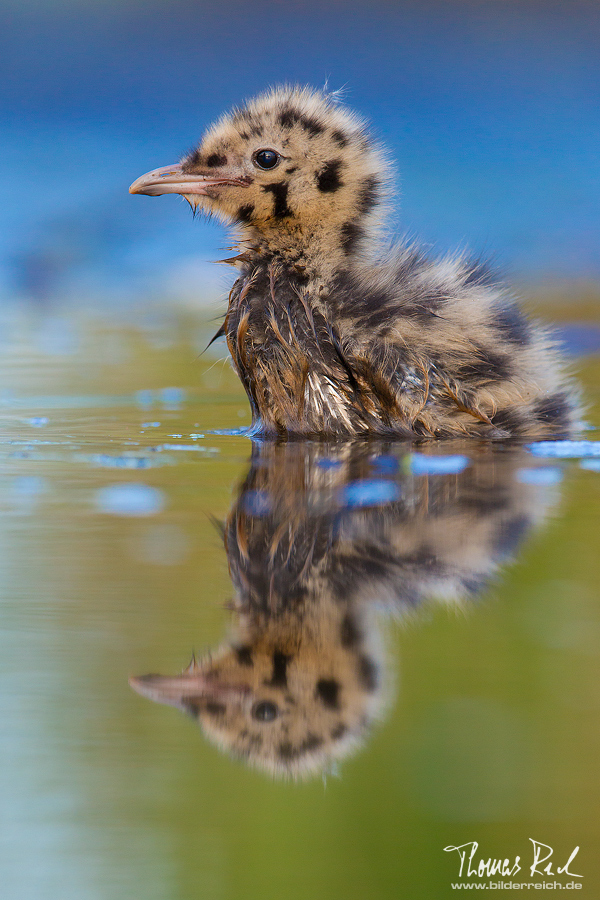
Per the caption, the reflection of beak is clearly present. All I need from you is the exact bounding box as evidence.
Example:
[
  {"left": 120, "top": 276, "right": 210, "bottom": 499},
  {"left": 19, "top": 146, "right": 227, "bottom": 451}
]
[
  {"left": 129, "top": 672, "right": 250, "bottom": 710},
  {"left": 129, "top": 163, "right": 250, "bottom": 196}
]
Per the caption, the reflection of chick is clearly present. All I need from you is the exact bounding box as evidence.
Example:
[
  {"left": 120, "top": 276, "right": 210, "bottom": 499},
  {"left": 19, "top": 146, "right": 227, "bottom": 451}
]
[
  {"left": 130, "top": 86, "right": 579, "bottom": 438},
  {"left": 132, "top": 599, "right": 385, "bottom": 778},
  {"left": 131, "top": 441, "right": 559, "bottom": 778}
]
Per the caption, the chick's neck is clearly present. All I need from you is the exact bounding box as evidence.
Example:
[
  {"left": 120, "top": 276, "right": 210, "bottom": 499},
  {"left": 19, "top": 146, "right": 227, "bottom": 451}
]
[{"left": 236, "top": 216, "right": 369, "bottom": 288}]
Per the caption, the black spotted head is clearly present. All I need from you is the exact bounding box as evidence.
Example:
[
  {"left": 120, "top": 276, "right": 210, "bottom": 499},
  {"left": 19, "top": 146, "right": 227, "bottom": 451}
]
[
  {"left": 129, "top": 606, "right": 387, "bottom": 779},
  {"left": 130, "top": 86, "right": 391, "bottom": 259}
]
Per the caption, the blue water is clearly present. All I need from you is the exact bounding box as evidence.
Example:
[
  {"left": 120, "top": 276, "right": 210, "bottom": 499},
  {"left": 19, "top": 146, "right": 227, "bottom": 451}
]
[{"left": 2, "top": 1, "right": 600, "bottom": 308}]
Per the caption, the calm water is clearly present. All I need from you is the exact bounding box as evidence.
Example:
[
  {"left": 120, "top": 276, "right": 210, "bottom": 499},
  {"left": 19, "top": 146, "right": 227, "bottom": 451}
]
[{"left": 1, "top": 307, "right": 599, "bottom": 899}]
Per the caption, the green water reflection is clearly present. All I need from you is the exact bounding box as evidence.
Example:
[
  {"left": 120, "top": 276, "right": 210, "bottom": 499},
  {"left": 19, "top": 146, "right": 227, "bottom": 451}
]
[{"left": 1, "top": 309, "right": 599, "bottom": 899}]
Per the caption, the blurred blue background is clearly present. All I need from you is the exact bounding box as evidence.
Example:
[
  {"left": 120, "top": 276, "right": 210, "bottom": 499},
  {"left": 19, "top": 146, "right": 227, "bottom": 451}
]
[{"left": 2, "top": 0, "right": 599, "bottom": 310}]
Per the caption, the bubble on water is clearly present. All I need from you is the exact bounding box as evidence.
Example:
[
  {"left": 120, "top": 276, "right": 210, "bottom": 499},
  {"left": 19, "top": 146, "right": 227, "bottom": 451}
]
[
  {"left": 141, "top": 422, "right": 161, "bottom": 428},
  {"left": 26, "top": 416, "right": 49, "bottom": 427},
  {"left": 341, "top": 479, "right": 401, "bottom": 508},
  {"left": 409, "top": 454, "right": 470, "bottom": 475},
  {"left": 580, "top": 458, "right": 600, "bottom": 472},
  {"left": 159, "top": 387, "right": 185, "bottom": 408},
  {"left": 135, "top": 390, "right": 154, "bottom": 409},
  {"left": 516, "top": 467, "right": 563, "bottom": 485},
  {"left": 94, "top": 483, "right": 166, "bottom": 516},
  {"left": 527, "top": 440, "right": 600, "bottom": 458}
]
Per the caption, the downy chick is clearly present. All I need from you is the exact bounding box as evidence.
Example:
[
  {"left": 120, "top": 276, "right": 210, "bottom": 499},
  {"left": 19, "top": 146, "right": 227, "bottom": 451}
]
[{"left": 130, "top": 86, "right": 579, "bottom": 438}]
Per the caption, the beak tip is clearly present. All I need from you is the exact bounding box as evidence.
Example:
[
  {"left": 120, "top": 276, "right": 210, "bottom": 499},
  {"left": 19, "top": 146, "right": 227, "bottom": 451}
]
[
  {"left": 129, "top": 163, "right": 186, "bottom": 198},
  {"left": 129, "top": 179, "right": 148, "bottom": 195}
]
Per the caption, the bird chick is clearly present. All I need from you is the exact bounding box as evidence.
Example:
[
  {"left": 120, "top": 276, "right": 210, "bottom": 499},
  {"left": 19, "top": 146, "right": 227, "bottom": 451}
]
[{"left": 130, "top": 85, "right": 579, "bottom": 438}]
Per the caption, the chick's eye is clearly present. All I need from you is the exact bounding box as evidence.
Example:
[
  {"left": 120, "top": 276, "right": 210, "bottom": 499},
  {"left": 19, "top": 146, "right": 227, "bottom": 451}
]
[
  {"left": 253, "top": 149, "right": 280, "bottom": 170},
  {"left": 252, "top": 700, "right": 279, "bottom": 722}
]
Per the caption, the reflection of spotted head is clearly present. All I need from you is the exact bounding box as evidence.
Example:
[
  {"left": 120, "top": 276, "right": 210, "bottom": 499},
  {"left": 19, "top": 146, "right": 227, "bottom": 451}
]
[
  {"left": 130, "top": 441, "right": 561, "bottom": 778},
  {"left": 131, "top": 603, "right": 387, "bottom": 779}
]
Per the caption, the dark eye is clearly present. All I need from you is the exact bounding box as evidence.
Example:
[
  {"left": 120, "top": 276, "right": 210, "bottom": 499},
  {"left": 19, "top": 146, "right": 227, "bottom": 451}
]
[
  {"left": 253, "top": 149, "right": 280, "bottom": 170},
  {"left": 251, "top": 700, "right": 279, "bottom": 722}
]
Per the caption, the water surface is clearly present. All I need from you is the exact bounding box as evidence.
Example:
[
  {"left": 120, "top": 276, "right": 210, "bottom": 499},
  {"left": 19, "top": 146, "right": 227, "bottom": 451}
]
[{"left": 1, "top": 308, "right": 599, "bottom": 898}]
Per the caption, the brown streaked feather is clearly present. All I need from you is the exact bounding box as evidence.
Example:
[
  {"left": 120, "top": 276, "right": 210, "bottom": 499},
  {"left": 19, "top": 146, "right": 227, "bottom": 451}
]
[{"left": 438, "top": 375, "right": 495, "bottom": 427}]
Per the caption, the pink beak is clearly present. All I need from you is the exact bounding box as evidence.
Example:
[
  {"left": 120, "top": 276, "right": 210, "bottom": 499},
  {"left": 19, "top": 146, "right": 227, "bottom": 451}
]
[
  {"left": 129, "top": 163, "right": 250, "bottom": 197},
  {"left": 129, "top": 671, "right": 251, "bottom": 710}
]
